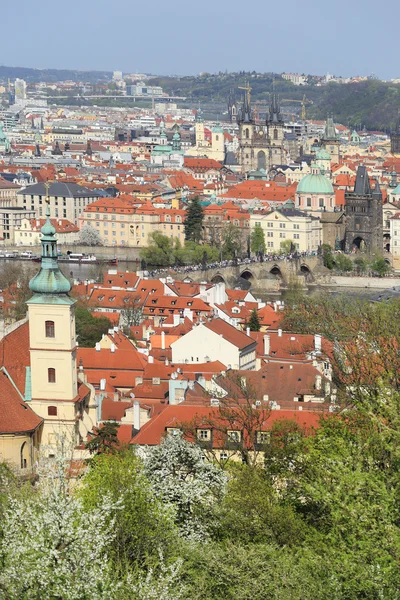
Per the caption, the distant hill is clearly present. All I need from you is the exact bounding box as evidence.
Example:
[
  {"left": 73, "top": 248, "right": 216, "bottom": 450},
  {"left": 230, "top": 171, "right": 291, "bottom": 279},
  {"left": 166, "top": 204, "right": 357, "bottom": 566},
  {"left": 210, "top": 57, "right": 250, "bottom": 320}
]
[
  {"left": 0, "top": 65, "right": 112, "bottom": 84},
  {"left": 1, "top": 66, "right": 399, "bottom": 130},
  {"left": 149, "top": 73, "right": 400, "bottom": 131}
]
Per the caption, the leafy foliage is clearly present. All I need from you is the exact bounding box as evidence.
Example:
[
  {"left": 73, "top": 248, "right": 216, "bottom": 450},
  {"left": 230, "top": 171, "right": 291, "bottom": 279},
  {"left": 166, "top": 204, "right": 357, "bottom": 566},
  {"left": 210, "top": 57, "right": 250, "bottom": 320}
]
[
  {"left": 222, "top": 223, "right": 242, "bottom": 260},
  {"left": 140, "top": 231, "right": 176, "bottom": 267},
  {"left": 250, "top": 224, "right": 265, "bottom": 256},
  {"left": 79, "top": 451, "right": 177, "bottom": 564},
  {"left": 86, "top": 421, "right": 120, "bottom": 455},
  {"left": 334, "top": 253, "right": 353, "bottom": 272},
  {"left": 75, "top": 305, "right": 112, "bottom": 347}
]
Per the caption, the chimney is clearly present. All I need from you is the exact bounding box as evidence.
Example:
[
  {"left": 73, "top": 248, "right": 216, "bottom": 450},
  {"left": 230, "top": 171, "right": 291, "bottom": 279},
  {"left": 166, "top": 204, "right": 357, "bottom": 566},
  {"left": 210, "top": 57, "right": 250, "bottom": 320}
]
[
  {"left": 100, "top": 378, "right": 106, "bottom": 391},
  {"left": 161, "top": 330, "right": 165, "bottom": 350},
  {"left": 165, "top": 357, "right": 169, "bottom": 366},
  {"left": 263, "top": 334, "right": 270, "bottom": 355},
  {"left": 278, "top": 329, "right": 282, "bottom": 337},
  {"left": 173, "top": 313, "right": 180, "bottom": 326},
  {"left": 148, "top": 355, "right": 154, "bottom": 364},
  {"left": 315, "top": 374, "right": 322, "bottom": 390},
  {"left": 110, "top": 343, "right": 116, "bottom": 353},
  {"left": 133, "top": 400, "right": 140, "bottom": 431},
  {"left": 95, "top": 342, "right": 101, "bottom": 351},
  {"left": 314, "top": 334, "right": 322, "bottom": 352},
  {"left": 246, "top": 327, "right": 250, "bottom": 337}
]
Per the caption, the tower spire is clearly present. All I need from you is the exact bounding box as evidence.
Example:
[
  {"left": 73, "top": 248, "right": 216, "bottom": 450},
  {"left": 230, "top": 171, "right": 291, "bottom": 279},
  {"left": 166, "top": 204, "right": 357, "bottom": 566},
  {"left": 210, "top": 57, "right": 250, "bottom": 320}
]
[{"left": 28, "top": 185, "right": 71, "bottom": 296}]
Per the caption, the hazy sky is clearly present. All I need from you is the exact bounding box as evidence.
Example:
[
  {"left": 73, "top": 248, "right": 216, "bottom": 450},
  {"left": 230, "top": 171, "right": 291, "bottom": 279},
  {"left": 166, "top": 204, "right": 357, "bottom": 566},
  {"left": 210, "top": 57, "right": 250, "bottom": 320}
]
[{"left": 3, "top": 0, "right": 399, "bottom": 79}]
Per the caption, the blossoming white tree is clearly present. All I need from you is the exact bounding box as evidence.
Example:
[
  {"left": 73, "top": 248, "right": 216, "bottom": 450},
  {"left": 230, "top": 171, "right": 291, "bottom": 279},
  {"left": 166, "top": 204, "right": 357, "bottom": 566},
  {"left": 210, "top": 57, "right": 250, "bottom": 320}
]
[
  {"left": 79, "top": 224, "right": 103, "bottom": 246},
  {"left": 0, "top": 454, "right": 121, "bottom": 600},
  {"left": 143, "top": 432, "right": 227, "bottom": 541}
]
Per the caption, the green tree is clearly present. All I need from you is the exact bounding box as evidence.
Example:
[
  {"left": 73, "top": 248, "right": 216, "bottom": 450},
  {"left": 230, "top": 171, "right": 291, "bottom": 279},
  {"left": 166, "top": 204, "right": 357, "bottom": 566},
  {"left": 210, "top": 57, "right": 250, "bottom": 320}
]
[
  {"left": 334, "top": 253, "right": 353, "bottom": 272},
  {"left": 75, "top": 305, "right": 112, "bottom": 347},
  {"left": 218, "top": 466, "right": 305, "bottom": 546},
  {"left": 139, "top": 232, "right": 175, "bottom": 267},
  {"left": 354, "top": 255, "right": 368, "bottom": 273},
  {"left": 174, "top": 241, "right": 218, "bottom": 266},
  {"left": 321, "top": 244, "right": 334, "bottom": 269},
  {"left": 280, "top": 239, "right": 294, "bottom": 254},
  {"left": 79, "top": 451, "right": 177, "bottom": 565},
  {"left": 85, "top": 421, "right": 120, "bottom": 455},
  {"left": 370, "top": 255, "right": 390, "bottom": 277},
  {"left": 184, "top": 196, "right": 204, "bottom": 243},
  {"left": 222, "top": 224, "right": 242, "bottom": 260},
  {"left": 250, "top": 224, "right": 265, "bottom": 256},
  {"left": 247, "top": 309, "right": 261, "bottom": 331}
]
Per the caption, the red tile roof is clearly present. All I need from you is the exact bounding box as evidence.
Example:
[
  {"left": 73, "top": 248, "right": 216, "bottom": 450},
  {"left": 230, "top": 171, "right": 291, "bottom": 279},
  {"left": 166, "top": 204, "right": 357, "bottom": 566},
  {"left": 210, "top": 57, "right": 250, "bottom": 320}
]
[
  {"left": 0, "top": 321, "right": 30, "bottom": 395},
  {"left": 0, "top": 368, "right": 42, "bottom": 434},
  {"left": 131, "top": 404, "right": 321, "bottom": 446},
  {"left": 205, "top": 319, "right": 255, "bottom": 350}
]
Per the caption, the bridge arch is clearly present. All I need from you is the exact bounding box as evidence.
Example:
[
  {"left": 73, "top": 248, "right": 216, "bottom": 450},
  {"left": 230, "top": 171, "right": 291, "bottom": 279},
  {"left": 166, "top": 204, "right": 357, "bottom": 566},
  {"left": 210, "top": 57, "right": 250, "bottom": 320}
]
[
  {"left": 299, "top": 263, "right": 314, "bottom": 282},
  {"left": 269, "top": 264, "right": 283, "bottom": 278},
  {"left": 240, "top": 269, "right": 254, "bottom": 281},
  {"left": 211, "top": 273, "right": 226, "bottom": 285}
]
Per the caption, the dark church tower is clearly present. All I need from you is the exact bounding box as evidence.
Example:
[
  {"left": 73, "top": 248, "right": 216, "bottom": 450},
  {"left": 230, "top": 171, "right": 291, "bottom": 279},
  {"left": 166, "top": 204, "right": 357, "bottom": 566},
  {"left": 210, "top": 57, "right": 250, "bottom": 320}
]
[
  {"left": 391, "top": 112, "right": 400, "bottom": 154},
  {"left": 345, "top": 166, "right": 383, "bottom": 252},
  {"left": 266, "top": 93, "right": 285, "bottom": 166}
]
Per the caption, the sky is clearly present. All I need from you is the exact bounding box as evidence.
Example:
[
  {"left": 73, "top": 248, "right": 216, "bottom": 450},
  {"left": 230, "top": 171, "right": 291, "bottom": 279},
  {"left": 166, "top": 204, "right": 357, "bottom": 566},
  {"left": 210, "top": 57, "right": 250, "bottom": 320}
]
[{"left": 2, "top": 0, "right": 400, "bottom": 79}]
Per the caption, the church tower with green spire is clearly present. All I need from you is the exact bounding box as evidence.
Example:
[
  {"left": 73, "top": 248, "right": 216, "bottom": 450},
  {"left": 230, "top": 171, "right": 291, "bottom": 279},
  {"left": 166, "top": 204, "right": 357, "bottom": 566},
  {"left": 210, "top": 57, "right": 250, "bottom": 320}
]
[{"left": 26, "top": 192, "right": 79, "bottom": 452}]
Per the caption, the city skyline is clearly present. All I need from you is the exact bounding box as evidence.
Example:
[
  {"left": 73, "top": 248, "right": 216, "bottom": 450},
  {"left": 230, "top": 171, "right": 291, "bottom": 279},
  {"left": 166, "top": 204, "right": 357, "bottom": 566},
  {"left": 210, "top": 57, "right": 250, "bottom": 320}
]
[{"left": 3, "top": 0, "right": 400, "bottom": 80}]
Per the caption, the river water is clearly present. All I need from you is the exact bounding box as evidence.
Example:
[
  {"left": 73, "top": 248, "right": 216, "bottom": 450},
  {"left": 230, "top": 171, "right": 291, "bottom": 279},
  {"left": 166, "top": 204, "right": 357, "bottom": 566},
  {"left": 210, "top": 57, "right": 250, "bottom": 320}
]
[{"left": 1, "top": 259, "right": 389, "bottom": 302}]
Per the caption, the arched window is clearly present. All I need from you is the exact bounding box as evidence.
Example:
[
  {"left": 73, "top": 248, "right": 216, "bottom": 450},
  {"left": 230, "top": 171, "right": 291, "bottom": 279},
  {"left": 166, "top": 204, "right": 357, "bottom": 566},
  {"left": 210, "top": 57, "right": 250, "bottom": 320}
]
[
  {"left": 48, "top": 368, "right": 56, "bottom": 383},
  {"left": 45, "top": 320, "right": 55, "bottom": 338},
  {"left": 20, "top": 442, "right": 27, "bottom": 469},
  {"left": 48, "top": 406, "right": 57, "bottom": 416},
  {"left": 245, "top": 128, "right": 249, "bottom": 139},
  {"left": 273, "top": 129, "right": 278, "bottom": 140}
]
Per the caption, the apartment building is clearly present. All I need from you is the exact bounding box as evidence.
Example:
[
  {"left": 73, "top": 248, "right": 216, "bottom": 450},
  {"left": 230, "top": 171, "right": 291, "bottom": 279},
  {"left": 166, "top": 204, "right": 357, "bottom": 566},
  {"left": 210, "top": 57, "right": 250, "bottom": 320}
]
[
  {"left": 17, "top": 182, "right": 101, "bottom": 225},
  {"left": 250, "top": 208, "right": 322, "bottom": 253},
  {"left": 81, "top": 198, "right": 186, "bottom": 247}
]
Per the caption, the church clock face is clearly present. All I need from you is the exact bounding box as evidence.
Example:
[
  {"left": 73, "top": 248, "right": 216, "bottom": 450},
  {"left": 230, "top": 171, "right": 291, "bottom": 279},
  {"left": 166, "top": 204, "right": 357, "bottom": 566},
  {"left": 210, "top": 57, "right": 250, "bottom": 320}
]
[{"left": 259, "top": 130, "right": 264, "bottom": 136}]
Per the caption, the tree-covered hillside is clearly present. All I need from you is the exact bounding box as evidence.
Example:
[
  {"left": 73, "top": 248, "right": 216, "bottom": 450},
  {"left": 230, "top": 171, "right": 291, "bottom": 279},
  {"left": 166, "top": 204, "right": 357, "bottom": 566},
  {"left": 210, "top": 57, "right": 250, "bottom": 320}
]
[
  {"left": 0, "top": 65, "right": 111, "bottom": 83},
  {"left": 149, "top": 73, "right": 400, "bottom": 131}
]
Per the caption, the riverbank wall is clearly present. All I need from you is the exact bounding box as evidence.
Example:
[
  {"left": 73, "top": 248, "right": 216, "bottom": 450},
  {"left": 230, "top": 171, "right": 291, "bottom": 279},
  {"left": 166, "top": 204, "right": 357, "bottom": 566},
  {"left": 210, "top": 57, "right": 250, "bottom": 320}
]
[{"left": 322, "top": 276, "right": 400, "bottom": 289}]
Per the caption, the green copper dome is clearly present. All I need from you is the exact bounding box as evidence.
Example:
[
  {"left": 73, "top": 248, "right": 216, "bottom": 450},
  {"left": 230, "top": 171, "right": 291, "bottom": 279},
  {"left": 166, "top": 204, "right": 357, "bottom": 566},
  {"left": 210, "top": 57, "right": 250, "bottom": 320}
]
[
  {"left": 29, "top": 201, "right": 72, "bottom": 295},
  {"left": 316, "top": 148, "right": 331, "bottom": 160},
  {"left": 297, "top": 167, "right": 334, "bottom": 195},
  {"left": 212, "top": 122, "right": 223, "bottom": 133}
]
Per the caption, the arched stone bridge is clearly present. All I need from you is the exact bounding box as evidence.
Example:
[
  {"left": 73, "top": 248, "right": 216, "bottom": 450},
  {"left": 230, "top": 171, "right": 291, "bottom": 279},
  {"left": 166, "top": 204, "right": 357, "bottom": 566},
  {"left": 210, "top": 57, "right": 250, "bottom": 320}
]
[{"left": 171, "top": 255, "right": 328, "bottom": 290}]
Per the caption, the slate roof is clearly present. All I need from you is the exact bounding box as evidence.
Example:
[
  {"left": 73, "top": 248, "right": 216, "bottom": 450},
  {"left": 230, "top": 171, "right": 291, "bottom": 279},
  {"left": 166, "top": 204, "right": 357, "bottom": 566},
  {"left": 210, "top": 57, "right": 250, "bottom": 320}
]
[{"left": 17, "top": 182, "right": 101, "bottom": 199}]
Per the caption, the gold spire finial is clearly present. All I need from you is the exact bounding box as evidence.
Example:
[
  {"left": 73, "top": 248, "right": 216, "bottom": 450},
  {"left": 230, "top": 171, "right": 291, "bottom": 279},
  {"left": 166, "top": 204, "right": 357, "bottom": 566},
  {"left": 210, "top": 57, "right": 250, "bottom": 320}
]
[{"left": 44, "top": 181, "right": 51, "bottom": 204}]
